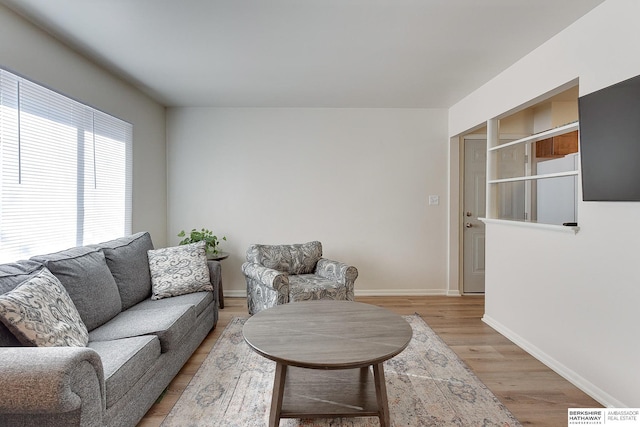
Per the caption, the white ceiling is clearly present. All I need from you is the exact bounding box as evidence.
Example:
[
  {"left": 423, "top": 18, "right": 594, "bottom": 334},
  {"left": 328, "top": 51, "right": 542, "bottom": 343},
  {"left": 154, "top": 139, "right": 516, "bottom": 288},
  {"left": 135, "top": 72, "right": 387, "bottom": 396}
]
[{"left": 2, "top": 0, "right": 605, "bottom": 108}]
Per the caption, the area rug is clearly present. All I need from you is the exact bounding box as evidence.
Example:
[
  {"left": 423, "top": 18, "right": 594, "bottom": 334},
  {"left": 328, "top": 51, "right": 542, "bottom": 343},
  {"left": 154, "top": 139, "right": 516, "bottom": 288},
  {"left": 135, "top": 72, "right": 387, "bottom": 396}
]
[{"left": 162, "top": 315, "right": 521, "bottom": 427}]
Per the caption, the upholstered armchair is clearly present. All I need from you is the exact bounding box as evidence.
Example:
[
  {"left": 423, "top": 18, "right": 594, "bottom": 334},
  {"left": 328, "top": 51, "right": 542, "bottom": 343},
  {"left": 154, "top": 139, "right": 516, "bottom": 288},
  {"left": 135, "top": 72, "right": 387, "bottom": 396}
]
[{"left": 241, "top": 241, "right": 358, "bottom": 315}]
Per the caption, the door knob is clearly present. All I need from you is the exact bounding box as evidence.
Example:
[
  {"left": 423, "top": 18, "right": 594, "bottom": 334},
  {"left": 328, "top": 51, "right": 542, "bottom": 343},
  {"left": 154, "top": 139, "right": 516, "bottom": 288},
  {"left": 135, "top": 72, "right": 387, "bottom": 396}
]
[
  {"left": 466, "top": 211, "right": 473, "bottom": 217},
  {"left": 465, "top": 222, "right": 473, "bottom": 228}
]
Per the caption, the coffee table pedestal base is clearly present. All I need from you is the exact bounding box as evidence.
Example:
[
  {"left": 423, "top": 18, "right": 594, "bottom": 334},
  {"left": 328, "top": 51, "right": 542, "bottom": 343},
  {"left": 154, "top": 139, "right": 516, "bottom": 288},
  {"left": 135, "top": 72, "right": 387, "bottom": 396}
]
[{"left": 269, "top": 363, "right": 390, "bottom": 427}]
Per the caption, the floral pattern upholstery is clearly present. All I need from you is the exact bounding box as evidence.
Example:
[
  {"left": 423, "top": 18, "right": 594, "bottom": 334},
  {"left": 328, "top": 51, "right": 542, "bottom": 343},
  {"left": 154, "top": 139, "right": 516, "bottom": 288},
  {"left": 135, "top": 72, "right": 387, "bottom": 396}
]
[
  {"left": 0, "top": 268, "right": 89, "bottom": 347},
  {"left": 147, "top": 241, "right": 212, "bottom": 300},
  {"left": 245, "top": 241, "right": 322, "bottom": 274},
  {"left": 241, "top": 241, "right": 358, "bottom": 315}
]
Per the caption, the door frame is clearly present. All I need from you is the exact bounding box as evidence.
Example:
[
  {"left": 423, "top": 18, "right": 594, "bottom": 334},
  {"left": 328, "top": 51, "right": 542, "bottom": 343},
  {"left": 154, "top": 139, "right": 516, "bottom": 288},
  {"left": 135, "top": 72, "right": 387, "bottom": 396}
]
[
  {"left": 447, "top": 132, "right": 528, "bottom": 296},
  {"left": 449, "top": 133, "right": 489, "bottom": 296},
  {"left": 447, "top": 134, "right": 463, "bottom": 296},
  {"left": 461, "top": 134, "right": 487, "bottom": 294}
]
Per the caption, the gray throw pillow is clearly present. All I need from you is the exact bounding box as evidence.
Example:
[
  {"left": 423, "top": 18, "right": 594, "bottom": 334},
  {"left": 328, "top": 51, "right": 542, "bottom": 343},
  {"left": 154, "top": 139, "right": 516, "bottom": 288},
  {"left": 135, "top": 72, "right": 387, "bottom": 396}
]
[
  {"left": 148, "top": 241, "right": 212, "bottom": 300},
  {"left": 96, "top": 232, "right": 154, "bottom": 310},
  {"left": 0, "top": 268, "right": 89, "bottom": 347},
  {"left": 32, "top": 246, "right": 122, "bottom": 331}
]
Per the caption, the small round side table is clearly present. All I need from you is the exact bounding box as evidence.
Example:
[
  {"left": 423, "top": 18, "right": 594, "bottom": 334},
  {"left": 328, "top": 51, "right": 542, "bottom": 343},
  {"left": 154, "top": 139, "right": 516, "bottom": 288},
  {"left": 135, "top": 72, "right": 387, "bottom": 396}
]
[{"left": 207, "top": 251, "right": 229, "bottom": 308}]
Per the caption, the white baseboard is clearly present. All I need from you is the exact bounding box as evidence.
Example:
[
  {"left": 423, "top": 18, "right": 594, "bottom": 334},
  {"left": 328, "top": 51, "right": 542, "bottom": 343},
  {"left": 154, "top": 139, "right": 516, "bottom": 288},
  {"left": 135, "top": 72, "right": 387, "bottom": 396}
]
[
  {"left": 355, "top": 289, "right": 448, "bottom": 297},
  {"left": 224, "top": 289, "right": 449, "bottom": 298},
  {"left": 482, "top": 314, "right": 626, "bottom": 408}
]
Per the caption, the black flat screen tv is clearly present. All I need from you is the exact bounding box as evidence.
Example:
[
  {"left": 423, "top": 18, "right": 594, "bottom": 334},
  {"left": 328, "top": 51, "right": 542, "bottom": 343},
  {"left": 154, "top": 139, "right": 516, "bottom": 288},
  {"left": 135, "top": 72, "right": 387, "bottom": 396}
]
[{"left": 578, "top": 73, "right": 640, "bottom": 201}]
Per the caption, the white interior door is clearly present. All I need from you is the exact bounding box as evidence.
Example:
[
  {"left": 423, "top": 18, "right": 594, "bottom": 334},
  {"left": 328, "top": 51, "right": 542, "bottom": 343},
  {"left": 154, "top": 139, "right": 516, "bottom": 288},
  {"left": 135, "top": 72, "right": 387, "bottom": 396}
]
[{"left": 463, "top": 139, "right": 486, "bottom": 293}]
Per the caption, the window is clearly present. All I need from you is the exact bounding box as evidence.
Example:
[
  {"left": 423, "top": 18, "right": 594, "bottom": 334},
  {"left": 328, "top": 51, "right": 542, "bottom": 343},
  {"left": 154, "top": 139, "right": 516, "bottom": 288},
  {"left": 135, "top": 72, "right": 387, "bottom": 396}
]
[
  {"left": 483, "top": 86, "right": 581, "bottom": 231},
  {"left": 488, "top": 123, "right": 578, "bottom": 225},
  {"left": 0, "top": 69, "right": 132, "bottom": 262}
]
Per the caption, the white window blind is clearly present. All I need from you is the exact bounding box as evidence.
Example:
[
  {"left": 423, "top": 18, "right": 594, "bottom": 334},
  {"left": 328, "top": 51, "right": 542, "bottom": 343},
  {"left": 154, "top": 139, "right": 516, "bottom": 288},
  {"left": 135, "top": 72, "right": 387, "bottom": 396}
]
[{"left": 0, "top": 69, "right": 132, "bottom": 263}]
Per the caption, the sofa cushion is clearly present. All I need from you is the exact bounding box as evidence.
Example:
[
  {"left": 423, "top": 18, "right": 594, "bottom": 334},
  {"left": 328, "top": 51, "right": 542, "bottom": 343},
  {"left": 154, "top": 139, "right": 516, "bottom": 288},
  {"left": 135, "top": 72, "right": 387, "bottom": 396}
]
[
  {"left": 288, "top": 274, "right": 347, "bottom": 302},
  {"left": 95, "top": 232, "right": 154, "bottom": 310},
  {"left": 0, "top": 260, "right": 44, "bottom": 346},
  {"left": 0, "top": 268, "right": 89, "bottom": 347},
  {"left": 0, "top": 260, "right": 44, "bottom": 294},
  {"left": 128, "top": 291, "right": 213, "bottom": 318},
  {"left": 88, "top": 335, "right": 161, "bottom": 408},
  {"left": 32, "top": 246, "right": 122, "bottom": 331},
  {"left": 88, "top": 304, "right": 195, "bottom": 353},
  {"left": 147, "top": 241, "right": 212, "bottom": 300},
  {"left": 246, "top": 241, "right": 323, "bottom": 275}
]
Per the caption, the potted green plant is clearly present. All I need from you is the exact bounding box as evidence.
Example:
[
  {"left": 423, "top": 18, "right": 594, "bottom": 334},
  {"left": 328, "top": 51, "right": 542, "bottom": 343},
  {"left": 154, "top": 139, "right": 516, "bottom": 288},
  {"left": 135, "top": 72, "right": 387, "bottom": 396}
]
[{"left": 177, "top": 228, "right": 226, "bottom": 257}]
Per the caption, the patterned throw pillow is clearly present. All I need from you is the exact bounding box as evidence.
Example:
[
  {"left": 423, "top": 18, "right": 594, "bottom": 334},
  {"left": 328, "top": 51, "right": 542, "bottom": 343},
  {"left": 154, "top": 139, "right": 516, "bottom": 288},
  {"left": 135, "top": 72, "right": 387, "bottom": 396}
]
[
  {"left": 148, "top": 241, "right": 212, "bottom": 300},
  {"left": 0, "top": 268, "right": 89, "bottom": 347}
]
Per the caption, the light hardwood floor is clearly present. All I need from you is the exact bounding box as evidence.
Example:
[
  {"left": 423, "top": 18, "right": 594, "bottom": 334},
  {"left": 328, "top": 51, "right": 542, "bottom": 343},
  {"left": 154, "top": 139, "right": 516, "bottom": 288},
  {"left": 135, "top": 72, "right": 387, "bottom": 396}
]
[{"left": 138, "top": 296, "right": 601, "bottom": 426}]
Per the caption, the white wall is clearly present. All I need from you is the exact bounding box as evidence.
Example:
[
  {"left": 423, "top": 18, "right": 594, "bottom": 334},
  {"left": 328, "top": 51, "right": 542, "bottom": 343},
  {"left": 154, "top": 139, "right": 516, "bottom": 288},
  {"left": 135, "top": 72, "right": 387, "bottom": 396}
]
[
  {"left": 0, "top": 5, "right": 168, "bottom": 246},
  {"left": 449, "top": 0, "right": 640, "bottom": 407},
  {"left": 167, "top": 108, "right": 448, "bottom": 296}
]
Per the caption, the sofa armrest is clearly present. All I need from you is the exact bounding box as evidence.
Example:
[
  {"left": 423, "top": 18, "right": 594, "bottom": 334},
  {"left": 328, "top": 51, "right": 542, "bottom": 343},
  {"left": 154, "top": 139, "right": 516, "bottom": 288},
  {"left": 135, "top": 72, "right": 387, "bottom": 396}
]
[
  {"left": 0, "top": 347, "right": 105, "bottom": 414},
  {"left": 241, "top": 262, "right": 289, "bottom": 294},
  {"left": 315, "top": 258, "right": 358, "bottom": 286}
]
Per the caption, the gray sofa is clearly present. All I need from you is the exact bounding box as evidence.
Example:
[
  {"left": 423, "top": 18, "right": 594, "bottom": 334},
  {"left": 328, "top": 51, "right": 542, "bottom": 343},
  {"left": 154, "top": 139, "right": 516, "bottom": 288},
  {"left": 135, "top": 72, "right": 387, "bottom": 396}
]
[{"left": 0, "top": 232, "right": 220, "bottom": 427}]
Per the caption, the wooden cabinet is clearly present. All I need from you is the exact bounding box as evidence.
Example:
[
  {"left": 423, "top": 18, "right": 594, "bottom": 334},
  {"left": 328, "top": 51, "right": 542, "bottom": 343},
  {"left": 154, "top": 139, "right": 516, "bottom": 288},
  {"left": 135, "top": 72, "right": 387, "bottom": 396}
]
[{"left": 536, "top": 130, "right": 578, "bottom": 158}]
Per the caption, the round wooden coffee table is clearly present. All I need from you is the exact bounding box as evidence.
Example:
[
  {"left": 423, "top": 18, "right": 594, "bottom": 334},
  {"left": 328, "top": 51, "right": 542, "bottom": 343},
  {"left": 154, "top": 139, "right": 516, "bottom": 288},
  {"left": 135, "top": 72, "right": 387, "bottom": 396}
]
[{"left": 243, "top": 301, "right": 413, "bottom": 427}]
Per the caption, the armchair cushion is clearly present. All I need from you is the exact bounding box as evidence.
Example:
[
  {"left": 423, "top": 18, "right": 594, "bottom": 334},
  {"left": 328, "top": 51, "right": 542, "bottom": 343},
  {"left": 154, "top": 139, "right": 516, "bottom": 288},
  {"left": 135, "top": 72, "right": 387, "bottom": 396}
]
[
  {"left": 0, "top": 268, "right": 89, "bottom": 347},
  {"left": 246, "top": 241, "right": 322, "bottom": 274},
  {"left": 288, "top": 274, "right": 348, "bottom": 302}
]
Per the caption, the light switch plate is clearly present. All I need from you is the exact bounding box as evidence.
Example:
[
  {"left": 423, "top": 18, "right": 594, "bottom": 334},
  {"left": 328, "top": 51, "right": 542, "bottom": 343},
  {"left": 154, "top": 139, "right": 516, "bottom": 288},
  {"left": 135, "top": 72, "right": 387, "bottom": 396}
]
[{"left": 428, "top": 195, "right": 439, "bottom": 205}]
